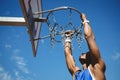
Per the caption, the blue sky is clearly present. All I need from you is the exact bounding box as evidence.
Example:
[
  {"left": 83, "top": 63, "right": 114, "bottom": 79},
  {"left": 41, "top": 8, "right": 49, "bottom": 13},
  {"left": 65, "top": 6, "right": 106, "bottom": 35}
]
[{"left": 0, "top": 0, "right": 120, "bottom": 80}]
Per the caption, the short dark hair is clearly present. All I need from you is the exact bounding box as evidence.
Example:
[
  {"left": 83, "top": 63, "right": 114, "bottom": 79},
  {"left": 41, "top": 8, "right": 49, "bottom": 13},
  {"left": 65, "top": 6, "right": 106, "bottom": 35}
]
[{"left": 79, "top": 52, "right": 91, "bottom": 65}]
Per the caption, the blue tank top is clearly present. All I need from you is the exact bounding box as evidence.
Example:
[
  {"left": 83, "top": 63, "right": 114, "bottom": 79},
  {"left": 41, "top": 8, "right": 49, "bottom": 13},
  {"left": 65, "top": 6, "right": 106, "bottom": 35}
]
[{"left": 74, "top": 67, "right": 94, "bottom": 80}]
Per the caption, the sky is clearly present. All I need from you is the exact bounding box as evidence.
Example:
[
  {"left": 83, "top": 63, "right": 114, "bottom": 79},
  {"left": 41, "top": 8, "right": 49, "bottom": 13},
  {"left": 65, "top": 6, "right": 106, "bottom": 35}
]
[{"left": 0, "top": 0, "right": 120, "bottom": 80}]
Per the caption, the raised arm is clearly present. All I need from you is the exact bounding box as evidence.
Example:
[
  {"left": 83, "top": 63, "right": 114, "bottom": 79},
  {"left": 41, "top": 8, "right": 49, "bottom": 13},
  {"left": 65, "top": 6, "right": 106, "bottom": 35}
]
[
  {"left": 81, "top": 14, "right": 105, "bottom": 72},
  {"left": 81, "top": 14, "right": 100, "bottom": 58},
  {"left": 64, "top": 30, "right": 80, "bottom": 77}
]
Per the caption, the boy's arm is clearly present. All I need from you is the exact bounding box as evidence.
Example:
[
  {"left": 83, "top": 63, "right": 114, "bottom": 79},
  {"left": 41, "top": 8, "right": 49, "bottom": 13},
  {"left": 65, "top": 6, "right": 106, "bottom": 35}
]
[
  {"left": 81, "top": 14, "right": 105, "bottom": 72},
  {"left": 64, "top": 30, "right": 80, "bottom": 76}
]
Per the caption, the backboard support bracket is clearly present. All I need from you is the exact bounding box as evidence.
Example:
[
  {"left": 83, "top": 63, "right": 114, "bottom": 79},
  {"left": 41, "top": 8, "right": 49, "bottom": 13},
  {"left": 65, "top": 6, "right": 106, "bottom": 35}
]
[{"left": 34, "top": 18, "right": 47, "bottom": 22}]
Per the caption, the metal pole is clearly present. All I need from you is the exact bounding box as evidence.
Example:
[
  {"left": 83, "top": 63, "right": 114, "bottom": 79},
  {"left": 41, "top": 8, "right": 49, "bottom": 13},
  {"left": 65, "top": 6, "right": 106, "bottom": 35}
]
[{"left": 0, "top": 17, "right": 26, "bottom": 26}]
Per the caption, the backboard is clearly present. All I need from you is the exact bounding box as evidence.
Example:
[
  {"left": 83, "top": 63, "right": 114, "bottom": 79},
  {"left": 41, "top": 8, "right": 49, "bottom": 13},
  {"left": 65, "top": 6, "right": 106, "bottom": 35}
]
[{"left": 20, "top": 0, "right": 43, "bottom": 57}]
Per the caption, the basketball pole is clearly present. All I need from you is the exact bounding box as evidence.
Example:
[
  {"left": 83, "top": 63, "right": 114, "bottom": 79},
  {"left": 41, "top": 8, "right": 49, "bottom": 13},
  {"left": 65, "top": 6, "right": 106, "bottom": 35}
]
[
  {"left": 0, "top": 17, "right": 26, "bottom": 26},
  {"left": 0, "top": 16, "right": 47, "bottom": 26}
]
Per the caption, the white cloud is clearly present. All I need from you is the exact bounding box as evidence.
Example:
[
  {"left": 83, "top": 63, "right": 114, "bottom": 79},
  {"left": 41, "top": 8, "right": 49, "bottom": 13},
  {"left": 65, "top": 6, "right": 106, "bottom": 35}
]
[
  {"left": 14, "top": 70, "right": 19, "bottom": 76},
  {"left": 0, "top": 66, "right": 4, "bottom": 72},
  {"left": 0, "top": 66, "right": 13, "bottom": 80},
  {"left": 0, "top": 54, "right": 34, "bottom": 80},
  {"left": 13, "top": 49, "right": 20, "bottom": 54},
  {"left": 14, "top": 70, "right": 34, "bottom": 80},
  {"left": 5, "top": 44, "right": 12, "bottom": 49},
  {"left": 0, "top": 49, "right": 36, "bottom": 80},
  {"left": 112, "top": 52, "right": 120, "bottom": 60},
  {"left": 0, "top": 66, "right": 24, "bottom": 80},
  {"left": 12, "top": 55, "right": 29, "bottom": 74},
  {"left": 14, "top": 70, "right": 25, "bottom": 80},
  {"left": 0, "top": 73, "right": 12, "bottom": 80}
]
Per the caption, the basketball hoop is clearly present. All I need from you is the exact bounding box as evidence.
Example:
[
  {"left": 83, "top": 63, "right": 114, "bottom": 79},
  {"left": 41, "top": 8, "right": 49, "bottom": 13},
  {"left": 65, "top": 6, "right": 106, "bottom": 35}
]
[{"left": 33, "top": 6, "right": 83, "bottom": 49}]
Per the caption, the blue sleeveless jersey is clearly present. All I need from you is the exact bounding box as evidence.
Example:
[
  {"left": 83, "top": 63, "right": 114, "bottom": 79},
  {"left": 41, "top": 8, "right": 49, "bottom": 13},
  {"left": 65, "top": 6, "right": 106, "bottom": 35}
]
[{"left": 74, "top": 67, "right": 94, "bottom": 80}]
